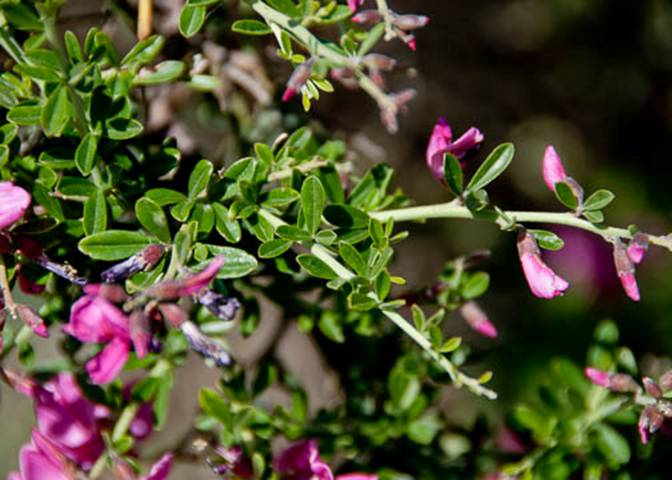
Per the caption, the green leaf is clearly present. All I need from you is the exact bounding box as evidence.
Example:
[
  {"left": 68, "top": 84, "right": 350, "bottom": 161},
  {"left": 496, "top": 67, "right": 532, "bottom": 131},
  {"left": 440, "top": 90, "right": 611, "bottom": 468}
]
[
  {"left": 75, "top": 133, "right": 97, "bottom": 176},
  {"left": 199, "top": 388, "right": 231, "bottom": 425},
  {"left": 443, "top": 153, "right": 463, "bottom": 195},
  {"left": 135, "top": 198, "right": 171, "bottom": 242},
  {"left": 261, "top": 188, "right": 299, "bottom": 208},
  {"left": 201, "top": 246, "right": 258, "bottom": 278},
  {"left": 188, "top": 159, "right": 213, "bottom": 198},
  {"left": 554, "top": 181, "right": 579, "bottom": 210},
  {"left": 358, "top": 23, "right": 385, "bottom": 56},
  {"left": 231, "top": 19, "right": 272, "bottom": 35},
  {"left": 41, "top": 86, "right": 71, "bottom": 137},
  {"left": 594, "top": 424, "right": 631, "bottom": 465},
  {"left": 122, "top": 35, "right": 165, "bottom": 67},
  {"left": 106, "top": 118, "right": 143, "bottom": 140},
  {"left": 267, "top": 0, "right": 302, "bottom": 17},
  {"left": 179, "top": 5, "right": 206, "bottom": 38},
  {"left": 338, "top": 242, "right": 367, "bottom": 277},
  {"left": 7, "top": 104, "right": 41, "bottom": 125},
  {"left": 349, "top": 164, "right": 393, "bottom": 211},
  {"left": 323, "top": 204, "right": 369, "bottom": 228},
  {"left": 32, "top": 184, "right": 64, "bottom": 222},
  {"left": 583, "top": 189, "right": 615, "bottom": 211},
  {"left": 300, "top": 176, "right": 325, "bottom": 235},
  {"left": 134, "top": 60, "right": 185, "bottom": 85},
  {"left": 64, "top": 31, "right": 83, "bottom": 63},
  {"left": 146, "top": 188, "right": 187, "bottom": 206},
  {"left": 276, "top": 225, "right": 312, "bottom": 241},
  {"left": 83, "top": 190, "right": 107, "bottom": 235},
  {"left": 583, "top": 210, "right": 604, "bottom": 224},
  {"left": 407, "top": 412, "right": 442, "bottom": 445},
  {"left": 461, "top": 272, "right": 490, "bottom": 300},
  {"left": 297, "top": 254, "right": 337, "bottom": 279},
  {"left": 466, "top": 143, "right": 514, "bottom": 193},
  {"left": 439, "top": 337, "right": 462, "bottom": 353},
  {"left": 249, "top": 213, "right": 274, "bottom": 242},
  {"left": 188, "top": 74, "right": 221, "bottom": 91},
  {"left": 79, "top": 230, "right": 150, "bottom": 260},
  {"left": 530, "top": 229, "right": 565, "bottom": 251},
  {"left": 318, "top": 312, "right": 344, "bottom": 343},
  {"left": 213, "top": 203, "right": 242, "bottom": 243},
  {"left": 258, "top": 239, "right": 293, "bottom": 259}
]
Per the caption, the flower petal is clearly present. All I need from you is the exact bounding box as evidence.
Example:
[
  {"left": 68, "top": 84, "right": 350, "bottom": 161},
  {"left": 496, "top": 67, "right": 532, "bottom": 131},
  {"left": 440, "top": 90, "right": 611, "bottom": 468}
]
[
  {"left": 86, "top": 337, "right": 130, "bottom": 385},
  {"left": 542, "top": 146, "right": 567, "bottom": 192},
  {"left": 0, "top": 182, "right": 30, "bottom": 230}
]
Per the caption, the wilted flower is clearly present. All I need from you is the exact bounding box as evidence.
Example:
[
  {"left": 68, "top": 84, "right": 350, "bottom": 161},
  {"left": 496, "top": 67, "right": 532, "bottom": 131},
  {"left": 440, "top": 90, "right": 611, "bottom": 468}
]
[
  {"left": 101, "top": 244, "right": 165, "bottom": 283},
  {"left": 0, "top": 181, "right": 30, "bottom": 230},
  {"left": 517, "top": 231, "right": 569, "bottom": 299},
  {"left": 197, "top": 290, "right": 241, "bottom": 322},
  {"left": 274, "top": 440, "right": 333, "bottom": 480},
  {"left": 180, "top": 320, "right": 233, "bottom": 367},
  {"left": 612, "top": 239, "right": 640, "bottom": 301},
  {"left": 426, "top": 118, "right": 484, "bottom": 184},
  {"left": 459, "top": 301, "right": 497, "bottom": 338},
  {"left": 65, "top": 295, "right": 135, "bottom": 384}
]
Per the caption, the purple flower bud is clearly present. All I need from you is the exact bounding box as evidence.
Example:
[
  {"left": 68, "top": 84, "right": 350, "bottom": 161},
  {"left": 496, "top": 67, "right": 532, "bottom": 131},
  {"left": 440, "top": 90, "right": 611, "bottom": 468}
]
[
  {"left": 84, "top": 283, "right": 129, "bottom": 303},
  {"left": 542, "top": 146, "right": 567, "bottom": 192},
  {"left": 157, "top": 303, "right": 188, "bottom": 328},
  {"left": 627, "top": 233, "right": 649, "bottom": 265},
  {"left": 643, "top": 377, "right": 663, "bottom": 398},
  {"left": 283, "top": 59, "right": 315, "bottom": 103},
  {"left": 197, "top": 290, "right": 241, "bottom": 321},
  {"left": 639, "top": 405, "right": 664, "bottom": 444},
  {"left": 459, "top": 301, "right": 497, "bottom": 338},
  {"left": 363, "top": 53, "right": 397, "bottom": 71},
  {"left": 351, "top": 9, "right": 382, "bottom": 24},
  {"left": 16, "top": 304, "right": 48, "bottom": 338},
  {"left": 180, "top": 321, "right": 233, "bottom": 367},
  {"left": 391, "top": 14, "right": 430, "bottom": 31},
  {"left": 585, "top": 367, "right": 610, "bottom": 387},
  {"left": 613, "top": 239, "right": 640, "bottom": 301},
  {"left": 101, "top": 244, "right": 165, "bottom": 283},
  {"left": 607, "top": 373, "right": 640, "bottom": 392},
  {"left": 129, "top": 310, "right": 150, "bottom": 359},
  {"left": 517, "top": 231, "right": 569, "bottom": 299},
  {"left": 659, "top": 370, "right": 672, "bottom": 392}
]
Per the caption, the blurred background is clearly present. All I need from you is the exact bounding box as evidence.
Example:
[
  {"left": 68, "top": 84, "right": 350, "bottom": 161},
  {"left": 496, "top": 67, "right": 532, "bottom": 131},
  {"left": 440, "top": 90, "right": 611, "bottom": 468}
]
[{"left": 4, "top": 0, "right": 672, "bottom": 475}]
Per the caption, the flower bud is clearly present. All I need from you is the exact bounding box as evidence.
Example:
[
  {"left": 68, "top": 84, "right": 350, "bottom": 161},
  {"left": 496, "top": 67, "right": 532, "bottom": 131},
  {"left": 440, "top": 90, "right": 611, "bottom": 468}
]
[
  {"left": 16, "top": 304, "right": 48, "bottom": 338},
  {"left": 639, "top": 405, "right": 664, "bottom": 444},
  {"left": 101, "top": 244, "right": 165, "bottom": 283},
  {"left": 517, "top": 231, "right": 569, "bottom": 299},
  {"left": 351, "top": 9, "right": 382, "bottom": 24},
  {"left": 392, "top": 14, "right": 430, "bottom": 31},
  {"left": 347, "top": 0, "right": 364, "bottom": 13},
  {"left": 157, "top": 303, "right": 188, "bottom": 328},
  {"left": 329, "top": 68, "right": 358, "bottom": 89},
  {"left": 585, "top": 367, "right": 640, "bottom": 392},
  {"left": 180, "top": 320, "right": 233, "bottom": 367},
  {"left": 84, "top": 283, "right": 129, "bottom": 303},
  {"left": 659, "top": 369, "right": 672, "bottom": 392},
  {"left": 282, "top": 59, "right": 315, "bottom": 102},
  {"left": 585, "top": 367, "right": 609, "bottom": 387},
  {"left": 460, "top": 301, "right": 498, "bottom": 338},
  {"left": 542, "top": 146, "right": 567, "bottom": 192},
  {"left": 643, "top": 377, "right": 663, "bottom": 398},
  {"left": 129, "top": 310, "right": 150, "bottom": 359},
  {"left": 363, "top": 53, "right": 397, "bottom": 71},
  {"left": 613, "top": 239, "right": 640, "bottom": 301},
  {"left": 627, "top": 233, "right": 649, "bottom": 265},
  {"left": 197, "top": 290, "right": 241, "bottom": 322}
]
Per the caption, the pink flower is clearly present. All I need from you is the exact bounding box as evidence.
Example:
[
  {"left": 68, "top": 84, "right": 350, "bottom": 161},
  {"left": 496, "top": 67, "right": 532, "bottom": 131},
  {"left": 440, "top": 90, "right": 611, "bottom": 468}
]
[
  {"left": 141, "top": 453, "right": 173, "bottom": 480},
  {"left": 613, "top": 240, "right": 640, "bottom": 301},
  {"left": 347, "top": 0, "right": 364, "bottom": 13},
  {"left": 541, "top": 146, "right": 567, "bottom": 192},
  {"left": 517, "top": 231, "right": 569, "bottom": 299},
  {"left": 639, "top": 406, "right": 663, "bottom": 445},
  {"left": 147, "top": 256, "right": 224, "bottom": 300},
  {"left": 29, "top": 374, "right": 106, "bottom": 468},
  {"left": 627, "top": 233, "right": 648, "bottom": 265},
  {"left": 584, "top": 367, "right": 610, "bottom": 387},
  {"left": 0, "top": 181, "right": 30, "bottom": 229},
  {"left": 64, "top": 295, "right": 135, "bottom": 384},
  {"left": 274, "top": 440, "right": 334, "bottom": 480},
  {"left": 459, "top": 301, "right": 497, "bottom": 338},
  {"left": 426, "top": 118, "right": 484, "bottom": 184},
  {"left": 336, "top": 475, "right": 378, "bottom": 480},
  {"left": 10, "top": 430, "right": 76, "bottom": 480}
]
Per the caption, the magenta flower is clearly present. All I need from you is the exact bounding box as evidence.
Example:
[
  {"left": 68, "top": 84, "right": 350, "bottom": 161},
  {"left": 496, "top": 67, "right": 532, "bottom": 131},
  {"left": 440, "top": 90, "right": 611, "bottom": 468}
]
[
  {"left": 426, "top": 118, "right": 484, "bottom": 184},
  {"left": 541, "top": 146, "right": 567, "bottom": 192},
  {"left": 27, "top": 373, "right": 106, "bottom": 468},
  {"left": 10, "top": 430, "right": 76, "bottom": 480},
  {"left": 584, "top": 367, "right": 610, "bottom": 387},
  {"left": 347, "top": 0, "right": 364, "bottom": 13},
  {"left": 210, "top": 446, "right": 254, "bottom": 478},
  {"left": 0, "top": 181, "right": 30, "bottom": 229},
  {"left": 639, "top": 406, "right": 663, "bottom": 444},
  {"left": 274, "top": 440, "right": 334, "bottom": 480},
  {"left": 336, "top": 475, "right": 378, "bottom": 480},
  {"left": 141, "top": 453, "right": 173, "bottom": 480},
  {"left": 517, "top": 231, "right": 569, "bottom": 299},
  {"left": 459, "top": 301, "right": 497, "bottom": 338},
  {"left": 612, "top": 239, "right": 640, "bottom": 301},
  {"left": 627, "top": 233, "right": 649, "bottom": 264},
  {"left": 64, "top": 295, "right": 135, "bottom": 384}
]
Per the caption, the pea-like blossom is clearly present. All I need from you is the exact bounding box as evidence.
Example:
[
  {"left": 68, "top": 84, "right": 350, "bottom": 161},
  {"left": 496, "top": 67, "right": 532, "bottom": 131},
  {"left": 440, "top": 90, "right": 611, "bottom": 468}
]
[
  {"left": 612, "top": 239, "right": 640, "bottom": 301},
  {"left": 336, "top": 475, "right": 378, "bottom": 480},
  {"left": 426, "top": 118, "right": 484, "bottom": 184},
  {"left": 146, "top": 256, "right": 225, "bottom": 300},
  {"left": 9, "top": 430, "right": 77, "bottom": 480},
  {"left": 274, "top": 440, "right": 334, "bottom": 480},
  {"left": 639, "top": 405, "right": 663, "bottom": 444},
  {"left": 142, "top": 453, "right": 174, "bottom": 480},
  {"left": 516, "top": 231, "right": 569, "bottom": 299},
  {"left": 64, "top": 295, "right": 136, "bottom": 384},
  {"left": 541, "top": 146, "right": 567, "bottom": 192},
  {"left": 584, "top": 367, "right": 639, "bottom": 392},
  {"left": 0, "top": 181, "right": 30, "bottom": 229},
  {"left": 627, "top": 233, "right": 649, "bottom": 265}
]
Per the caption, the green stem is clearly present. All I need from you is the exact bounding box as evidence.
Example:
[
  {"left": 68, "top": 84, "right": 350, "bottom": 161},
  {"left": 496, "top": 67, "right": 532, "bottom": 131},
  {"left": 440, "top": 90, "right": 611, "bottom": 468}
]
[
  {"left": 88, "top": 452, "right": 108, "bottom": 479},
  {"left": 369, "top": 203, "right": 672, "bottom": 251},
  {"left": 111, "top": 403, "right": 139, "bottom": 442},
  {"left": 259, "top": 209, "right": 496, "bottom": 399},
  {"left": 374, "top": 0, "right": 395, "bottom": 40}
]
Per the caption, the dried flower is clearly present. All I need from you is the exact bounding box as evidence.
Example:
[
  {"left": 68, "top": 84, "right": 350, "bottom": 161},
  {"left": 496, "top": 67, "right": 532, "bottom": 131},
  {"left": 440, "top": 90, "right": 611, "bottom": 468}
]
[
  {"left": 180, "top": 320, "right": 233, "bottom": 367},
  {"left": 426, "top": 118, "right": 484, "bottom": 184},
  {"left": 517, "top": 231, "right": 569, "bottom": 299},
  {"left": 197, "top": 290, "right": 241, "bottom": 321},
  {"left": 101, "top": 244, "right": 165, "bottom": 283},
  {"left": 0, "top": 181, "right": 30, "bottom": 230}
]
